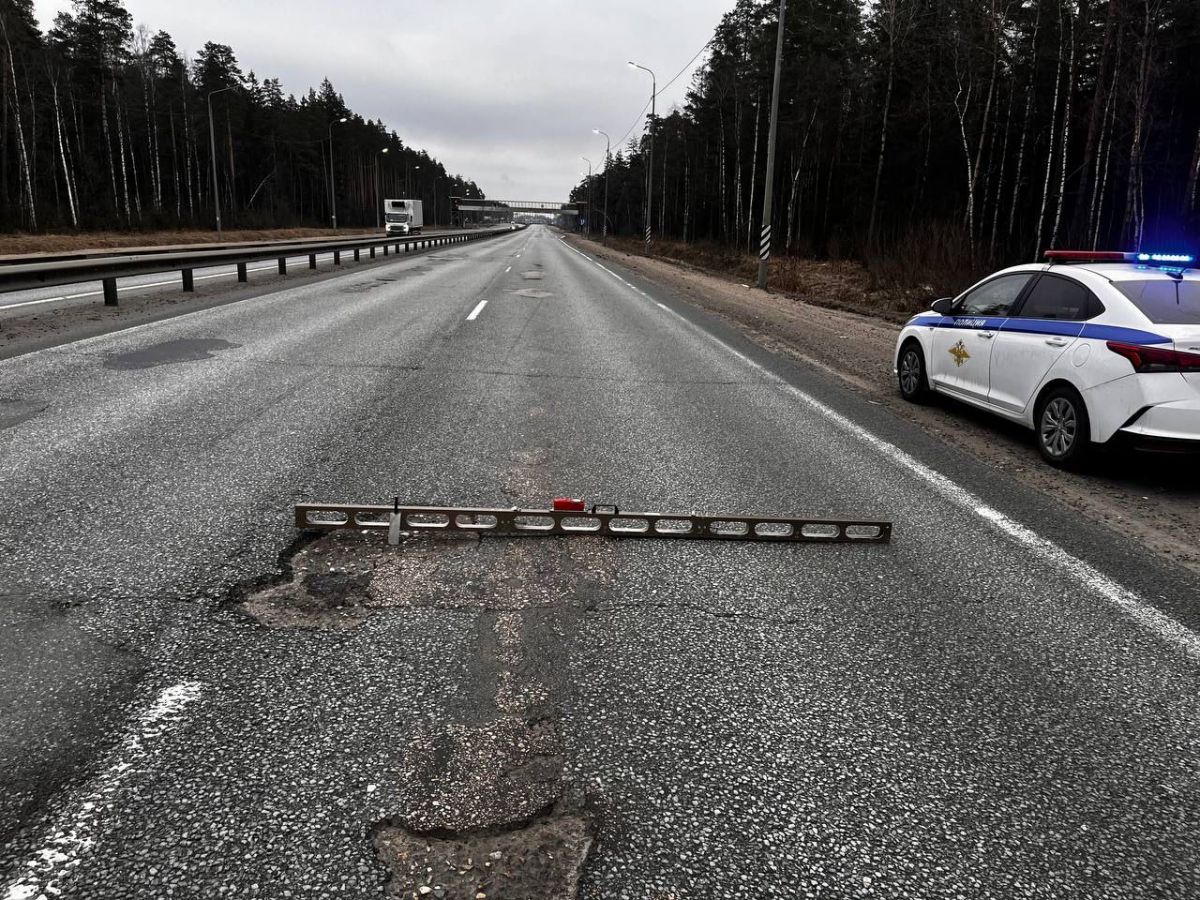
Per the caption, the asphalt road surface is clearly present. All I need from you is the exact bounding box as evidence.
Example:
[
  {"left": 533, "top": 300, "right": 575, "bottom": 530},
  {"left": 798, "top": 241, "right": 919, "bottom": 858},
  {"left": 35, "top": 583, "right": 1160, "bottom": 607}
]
[{"left": 2, "top": 225, "right": 1198, "bottom": 899}]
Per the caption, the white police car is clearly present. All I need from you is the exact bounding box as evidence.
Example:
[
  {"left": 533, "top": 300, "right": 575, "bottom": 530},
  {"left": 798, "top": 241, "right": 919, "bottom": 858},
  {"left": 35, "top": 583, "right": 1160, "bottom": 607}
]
[{"left": 894, "top": 251, "right": 1200, "bottom": 465}]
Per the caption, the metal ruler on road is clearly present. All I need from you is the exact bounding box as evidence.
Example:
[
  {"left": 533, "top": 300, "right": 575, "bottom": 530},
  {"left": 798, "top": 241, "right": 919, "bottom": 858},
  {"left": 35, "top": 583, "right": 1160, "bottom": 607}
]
[{"left": 295, "top": 498, "right": 891, "bottom": 545}]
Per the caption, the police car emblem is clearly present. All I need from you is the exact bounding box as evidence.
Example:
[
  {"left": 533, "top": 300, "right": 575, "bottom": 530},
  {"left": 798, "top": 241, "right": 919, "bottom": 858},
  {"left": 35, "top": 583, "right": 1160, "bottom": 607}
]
[{"left": 949, "top": 339, "right": 970, "bottom": 367}]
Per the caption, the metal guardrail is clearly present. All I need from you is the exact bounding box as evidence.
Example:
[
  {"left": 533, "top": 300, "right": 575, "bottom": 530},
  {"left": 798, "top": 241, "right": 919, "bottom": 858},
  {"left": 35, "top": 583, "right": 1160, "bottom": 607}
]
[{"left": 0, "top": 225, "right": 516, "bottom": 306}]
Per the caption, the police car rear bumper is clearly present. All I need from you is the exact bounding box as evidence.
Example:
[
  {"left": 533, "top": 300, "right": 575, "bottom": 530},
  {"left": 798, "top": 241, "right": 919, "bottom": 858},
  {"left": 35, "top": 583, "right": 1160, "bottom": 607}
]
[{"left": 1117, "top": 398, "right": 1200, "bottom": 445}]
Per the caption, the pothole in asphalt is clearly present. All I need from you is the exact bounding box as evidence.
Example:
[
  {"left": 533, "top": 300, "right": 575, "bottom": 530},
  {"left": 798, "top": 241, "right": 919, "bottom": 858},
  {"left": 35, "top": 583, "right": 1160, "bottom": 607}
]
[
  {"left": 237, "top": 530, "right": 480, "bottom": 630},
  {"left": 373, "top": 804, "right": 591, "bottom": 900},
  {"left": 340, "top": 282, "right": 376, "bottom": 293},
  {"left": 104, "top": 338, "right": 240, "bottom": 370},
  {"left": 508, "top": 289, "right": 554, "bottom": 299},
  {"left": 520, "top": 271, "right": 544, "bottom": 280},
  {"left": 428, "top": 255, "right": 467, "bottom": 261}
]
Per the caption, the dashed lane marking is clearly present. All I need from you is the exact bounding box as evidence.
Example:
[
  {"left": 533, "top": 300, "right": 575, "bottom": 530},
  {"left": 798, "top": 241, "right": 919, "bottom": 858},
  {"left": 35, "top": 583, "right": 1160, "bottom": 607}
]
[{"left": 467, "top": 300, "right": 488, "bottom": 321}]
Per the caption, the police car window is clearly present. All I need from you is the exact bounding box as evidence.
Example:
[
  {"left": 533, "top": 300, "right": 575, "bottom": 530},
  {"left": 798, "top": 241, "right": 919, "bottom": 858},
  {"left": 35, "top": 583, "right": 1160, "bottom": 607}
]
[
  {"left": 1114, "top": 280, "right": 1200, "bottom": 325},
  {"left": 957, "top": 274, "right": 1032, "bottom": 316},
  {"left": 1016, "top": 275, "right": 1092, "bottom": 319}
]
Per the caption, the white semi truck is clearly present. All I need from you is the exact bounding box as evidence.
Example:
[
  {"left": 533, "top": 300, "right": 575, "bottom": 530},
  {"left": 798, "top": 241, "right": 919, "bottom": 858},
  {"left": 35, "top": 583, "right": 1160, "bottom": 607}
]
[{"left": 383, "top": 198, "right": 423, "bottom": 235}]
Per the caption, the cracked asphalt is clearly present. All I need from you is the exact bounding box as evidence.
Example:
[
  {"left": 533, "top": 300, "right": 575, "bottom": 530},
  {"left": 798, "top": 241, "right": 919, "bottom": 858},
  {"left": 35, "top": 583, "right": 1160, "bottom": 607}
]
[{"left": 2, "top": 225, "right": 1199, "bottom": 898}]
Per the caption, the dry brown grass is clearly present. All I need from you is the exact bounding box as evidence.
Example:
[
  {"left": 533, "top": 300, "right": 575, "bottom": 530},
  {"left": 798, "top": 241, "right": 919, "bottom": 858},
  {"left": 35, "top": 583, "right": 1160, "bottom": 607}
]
[
  {"left": 0, "top": 227, "right": 380, "bottom": 257},
  {"left": 596, "top": 231, "right": 991, "bottom": 322}
]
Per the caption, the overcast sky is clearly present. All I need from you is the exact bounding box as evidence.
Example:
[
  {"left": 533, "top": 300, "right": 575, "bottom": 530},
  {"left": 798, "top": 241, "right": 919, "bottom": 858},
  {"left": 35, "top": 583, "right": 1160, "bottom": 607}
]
[{"left": 32, "top": 0, "right": 731, "bottom": 200}]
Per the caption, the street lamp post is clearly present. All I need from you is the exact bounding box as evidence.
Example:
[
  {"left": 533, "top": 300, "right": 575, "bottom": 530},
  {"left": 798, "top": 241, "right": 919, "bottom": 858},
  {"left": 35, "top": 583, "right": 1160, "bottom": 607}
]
[
  {"left": 593, "top": 129, "right": 610, "bottom": 244},
  {"left": 327, "top": 116, "right": 348, "bottom": 229},
  {"left": 628, "top": 61, "right": 656, "bottom": 252},
  {"left": 207, "top": 86, "right": 233, "bottom": 237},
  {"left": 757, "top": 0, "right": 787, "bottom": 290},
  {"left": 582, "top": 157, "right": 592, "bottom": 236},
  {"left": 375, "top": 147, "right": 389, "bottom": 230}
]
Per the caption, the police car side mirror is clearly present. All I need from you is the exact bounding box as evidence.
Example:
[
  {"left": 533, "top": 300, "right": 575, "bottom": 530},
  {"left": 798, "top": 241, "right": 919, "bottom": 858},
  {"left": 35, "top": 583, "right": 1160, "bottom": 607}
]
[{"left": 930, "top": 297, "right": 955, "bottom": 316}]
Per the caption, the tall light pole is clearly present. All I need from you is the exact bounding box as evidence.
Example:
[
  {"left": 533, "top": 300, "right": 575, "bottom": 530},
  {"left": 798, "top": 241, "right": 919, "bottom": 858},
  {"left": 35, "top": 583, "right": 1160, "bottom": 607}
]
[
  {"left": 375, "top": 147, "right": 389, "bottom": 229},
  {"left": 207, "top": 86, "right": 233, "bottom": 237},
  {"left": 593, "top": 129, "right": 610, "bottom": 244},
  {"left": 582, "top": 157, "right": 593, "bottom": 236},
  {"left": 327, "top": 116, "right": 348, "bottom": 229},
  {"left": 628, "top": 61, "right": 656, "bottom": 252},
  {"left": 757, "top": 0, "right": 787, "bottom": 290}
]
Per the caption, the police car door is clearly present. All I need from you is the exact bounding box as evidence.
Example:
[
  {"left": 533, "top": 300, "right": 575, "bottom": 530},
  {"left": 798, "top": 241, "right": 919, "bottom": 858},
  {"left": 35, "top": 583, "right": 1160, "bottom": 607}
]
[
  {"left": 988, "top": 273, "right": 1092, "bottom": 415},
  {"left": 930, "top": 273, "right": 1033, "bottom": 404}
]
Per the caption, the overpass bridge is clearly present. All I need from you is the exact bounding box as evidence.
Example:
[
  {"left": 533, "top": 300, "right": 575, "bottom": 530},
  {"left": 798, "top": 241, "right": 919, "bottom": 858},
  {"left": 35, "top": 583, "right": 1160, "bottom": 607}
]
[{"left": 451, "top": 197, "right": 585, "bottom": 229}]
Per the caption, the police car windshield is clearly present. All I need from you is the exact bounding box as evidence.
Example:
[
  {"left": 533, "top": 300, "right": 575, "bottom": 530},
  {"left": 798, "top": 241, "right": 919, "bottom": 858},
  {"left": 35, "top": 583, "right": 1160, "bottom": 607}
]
[{"left": 1114, "top": 280, "right": 1200, "bottom": 325}]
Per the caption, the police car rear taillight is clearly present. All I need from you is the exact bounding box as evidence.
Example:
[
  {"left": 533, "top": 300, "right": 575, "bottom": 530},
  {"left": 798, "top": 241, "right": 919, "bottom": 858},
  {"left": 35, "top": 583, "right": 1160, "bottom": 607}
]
[{"left": 1106, "top": 341, "right": 1200, "bottom": 373}]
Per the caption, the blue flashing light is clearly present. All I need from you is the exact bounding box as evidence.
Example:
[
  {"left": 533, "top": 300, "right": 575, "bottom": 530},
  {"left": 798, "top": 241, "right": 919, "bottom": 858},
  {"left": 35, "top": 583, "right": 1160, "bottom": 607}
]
[{"left": 1135, "top": 252, "right": 1194, "bottom": 264}]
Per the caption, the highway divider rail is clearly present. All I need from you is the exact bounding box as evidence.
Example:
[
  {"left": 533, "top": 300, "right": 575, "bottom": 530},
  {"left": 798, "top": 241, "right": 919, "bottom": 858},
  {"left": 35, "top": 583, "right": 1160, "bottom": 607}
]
[{"left": 0, "top": 225, "right": 518, "bottom": 306}]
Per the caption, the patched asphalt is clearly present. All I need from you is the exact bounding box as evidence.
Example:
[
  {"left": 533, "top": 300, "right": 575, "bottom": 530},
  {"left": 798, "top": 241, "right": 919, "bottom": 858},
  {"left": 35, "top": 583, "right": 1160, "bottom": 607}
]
[{"left": 1, "top": 226, "right": 1199, "bottom": 899}]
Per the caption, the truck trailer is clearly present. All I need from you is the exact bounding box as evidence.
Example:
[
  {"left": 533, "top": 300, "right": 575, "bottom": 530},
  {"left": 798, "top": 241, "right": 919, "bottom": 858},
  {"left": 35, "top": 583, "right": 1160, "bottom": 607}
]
[{"left": 383, "top": 198, "right": 423, "bottom": 235}]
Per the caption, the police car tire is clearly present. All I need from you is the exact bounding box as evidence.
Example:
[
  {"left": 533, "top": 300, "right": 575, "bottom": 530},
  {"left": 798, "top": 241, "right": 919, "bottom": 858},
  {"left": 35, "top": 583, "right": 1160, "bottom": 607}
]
[
  {"left": 1036, "top": 385, "right": 1091, "bottom": 467},
  {"left": 897, "top": 340, "right": 930, "bottom": 403}
]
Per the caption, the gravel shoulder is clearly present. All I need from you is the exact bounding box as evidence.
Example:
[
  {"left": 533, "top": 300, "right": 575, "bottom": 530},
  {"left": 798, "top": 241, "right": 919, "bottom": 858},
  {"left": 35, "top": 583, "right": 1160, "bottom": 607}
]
[{"left": 566, "top": 235, "right": 1200, "bottom": 576}]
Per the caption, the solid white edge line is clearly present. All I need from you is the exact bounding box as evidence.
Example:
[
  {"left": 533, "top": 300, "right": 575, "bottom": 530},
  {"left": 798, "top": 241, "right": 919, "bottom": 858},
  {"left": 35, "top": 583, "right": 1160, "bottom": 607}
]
[
  {"left": 556, "top": 236, "right": 1200, "bottom": 661},
  {"left": 466, "top": 299, "right": 488, "bottom": 321},
  {"left": 3, "top": 680, "right": 203, "bottom": 900}
]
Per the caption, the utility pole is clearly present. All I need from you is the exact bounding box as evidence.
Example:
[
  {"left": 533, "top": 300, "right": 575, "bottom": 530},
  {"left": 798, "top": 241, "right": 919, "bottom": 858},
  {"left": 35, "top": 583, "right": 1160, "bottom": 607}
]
[
  {"left": 582, "top": 157, "right": 592, "bottom": 236},
  {"left": 757, "top": 0, "right": 787, "bottom": 290},
  {"left": 629, "top": 62, "right": 656, "bottom": 252},
  {"left": 594, "top": 129, "right": 611, "bottom": 244},
  {"left": 207, "top": 87, "right": 233, "bottom": 237},
  {"left": 328, "top": 116, "right": 347, "bottom": 229}
]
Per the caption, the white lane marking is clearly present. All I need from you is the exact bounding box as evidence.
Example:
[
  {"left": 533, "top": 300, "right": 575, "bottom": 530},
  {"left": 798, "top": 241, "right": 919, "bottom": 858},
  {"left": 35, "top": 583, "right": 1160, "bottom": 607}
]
[
  {"left": 0, "top": 255, "right": 345, "bottom": 312},
  {"left": 556, "top": 237, "right": 1200, "bottom": 661},
  {"left": 466, "top": 299, "right": 488, "bottom": 321},
  {"left": 3, "top": 681, "right": 203, "bottom": 900},
  {"left": 505, "top": 266, "right": 512, "bottom": 273}
]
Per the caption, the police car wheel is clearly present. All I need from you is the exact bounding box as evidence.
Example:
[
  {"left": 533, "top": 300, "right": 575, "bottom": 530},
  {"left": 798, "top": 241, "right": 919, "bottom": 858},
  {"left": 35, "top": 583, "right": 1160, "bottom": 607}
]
[
  {"left": 1036, "top": 386, "right": 1090, "bottom": 466},
  {"left": 897, "top": 341, "right": 930, "bottom": 403}
]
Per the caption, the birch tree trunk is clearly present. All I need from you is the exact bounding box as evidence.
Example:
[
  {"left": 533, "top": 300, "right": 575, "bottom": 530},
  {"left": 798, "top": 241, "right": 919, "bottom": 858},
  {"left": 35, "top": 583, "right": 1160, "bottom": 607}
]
[
  {"left": 1048, "top": 5, "right": 1077, "bottom": 249},
  {"left": 1034, "top": 4, "right": 1066, "bottom": 256},
  {"left": 1007, "top": 5, "right": 1041, "bottom": 246},
  {"left": 1122, "top": 0, "right": 1158, "bottom": 247},
  {"left": 746, "top": 95, "right": 760, "bottom": 253},
  {"left": 50, "top": 73, "right": 78, "bottom": 228},
  {"left": 1, "top": 17, "right": 36, "bottom": 229}
]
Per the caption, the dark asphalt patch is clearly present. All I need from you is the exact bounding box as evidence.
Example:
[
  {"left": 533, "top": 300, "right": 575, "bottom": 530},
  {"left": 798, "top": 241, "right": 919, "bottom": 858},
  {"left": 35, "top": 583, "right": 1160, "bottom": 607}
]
[
  {"left": 104, "top": 338, "right": 239, "bottom": 370},
  {"left": 0, "top": 398, "right": 46, "bottom": 429}
]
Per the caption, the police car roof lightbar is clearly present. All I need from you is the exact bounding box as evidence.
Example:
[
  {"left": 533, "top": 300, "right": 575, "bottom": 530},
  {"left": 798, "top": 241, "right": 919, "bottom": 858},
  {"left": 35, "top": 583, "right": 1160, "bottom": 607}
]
[
  {"left": 1044, "top": 250, "right": 1132, "bottom": 263},
  {"left": 294, "top": 498, "right": 892, "bottom": 545},
  {"left": 1044, "top": 249, "right": 1195, "bottom": 266}
]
